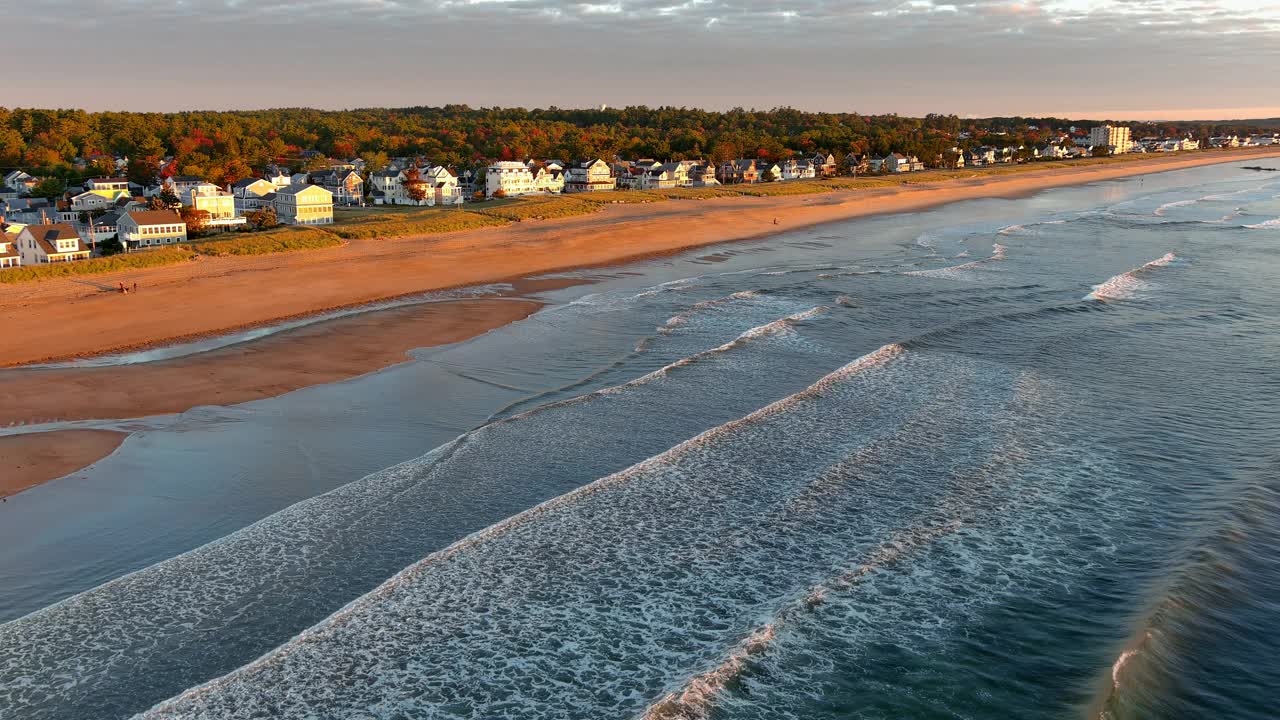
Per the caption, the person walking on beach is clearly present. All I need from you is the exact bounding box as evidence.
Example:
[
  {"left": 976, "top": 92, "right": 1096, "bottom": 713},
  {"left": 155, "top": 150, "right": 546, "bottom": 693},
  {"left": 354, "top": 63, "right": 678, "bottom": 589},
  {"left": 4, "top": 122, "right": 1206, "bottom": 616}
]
[{"left": 133, "top": 282, "right": 138, "bottom": 293}]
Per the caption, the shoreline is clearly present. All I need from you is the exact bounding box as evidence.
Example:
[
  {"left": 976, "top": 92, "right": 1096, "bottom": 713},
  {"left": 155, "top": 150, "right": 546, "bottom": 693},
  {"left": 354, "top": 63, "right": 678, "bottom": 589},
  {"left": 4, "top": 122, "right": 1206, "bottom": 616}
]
[
  {"left": 1, "top": 149, "right": 1276, "bottom": 368},
  {"left": 0, "top": 298, "right": 542, "bottom": 428},
  {"left": 0, "top": 298, "right": 540, "bottom": 497},
  {"left": 0, "top": 430, "right": 127, "bottom": 499}
]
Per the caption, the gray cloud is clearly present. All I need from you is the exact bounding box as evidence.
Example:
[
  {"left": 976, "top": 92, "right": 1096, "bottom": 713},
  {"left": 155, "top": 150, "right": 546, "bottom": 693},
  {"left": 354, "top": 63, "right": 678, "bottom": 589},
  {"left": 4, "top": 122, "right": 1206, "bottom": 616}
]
[{"left": 7, "top": 0, "right": 1279, "bottom": 117}]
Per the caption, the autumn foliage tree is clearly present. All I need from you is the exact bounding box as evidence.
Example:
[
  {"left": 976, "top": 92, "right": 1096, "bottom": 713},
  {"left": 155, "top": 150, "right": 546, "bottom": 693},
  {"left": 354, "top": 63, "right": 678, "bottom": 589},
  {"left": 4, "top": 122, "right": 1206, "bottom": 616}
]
[
  {"left": 402, "top": 165, "right": 429, "bottom": 204},
  {"left": 248, "top": 206, "right": 278, "bottom": 230},
  {"left": 179, "top": 206, "right": 210, "bottom": 237}
]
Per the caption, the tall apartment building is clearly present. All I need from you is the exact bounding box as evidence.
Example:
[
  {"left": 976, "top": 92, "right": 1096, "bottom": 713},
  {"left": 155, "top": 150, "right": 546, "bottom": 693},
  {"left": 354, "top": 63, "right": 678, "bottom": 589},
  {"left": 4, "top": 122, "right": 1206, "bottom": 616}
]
[{"left": 1090, "top": 125, "right": 1132, "bottom": 154}]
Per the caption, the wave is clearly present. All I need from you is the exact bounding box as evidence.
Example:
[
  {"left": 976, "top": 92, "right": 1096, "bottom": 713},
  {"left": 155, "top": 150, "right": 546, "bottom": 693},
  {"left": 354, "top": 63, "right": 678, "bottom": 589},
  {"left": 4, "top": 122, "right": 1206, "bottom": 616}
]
[
  {"left": 638, "top": 369, "right": 1051, "bottom": 720},
  {"left": 903, "top": 243, "right": 1007, "bottom": 280},
  {"left": 1153, "top": 199, "right": 1197, "bottom": 217},
  {"left": 996, "top": 224, "right": 1025, "bottom": 235},
  {"left": 1243, "top": 217, "right": 1280, "bottom": 229},
  {"left": 137, "top": 343, "right": 910, "bottom": 718},
  {"left": 604, "top": 307, "right": 827, "bottom": 394},
  {"left": 660, "top": 290, "right": 763, "bottom": 332},
  {"left": 1085, "top": 253, "right": 1179, "bottom": 301}
]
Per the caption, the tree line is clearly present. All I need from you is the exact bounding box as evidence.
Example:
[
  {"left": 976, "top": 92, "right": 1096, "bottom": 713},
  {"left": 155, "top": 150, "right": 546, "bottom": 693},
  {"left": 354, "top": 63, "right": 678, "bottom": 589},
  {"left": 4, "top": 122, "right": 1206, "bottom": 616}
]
[{"left": 2, "top": 105, "right": 1276, "bottom": 188}]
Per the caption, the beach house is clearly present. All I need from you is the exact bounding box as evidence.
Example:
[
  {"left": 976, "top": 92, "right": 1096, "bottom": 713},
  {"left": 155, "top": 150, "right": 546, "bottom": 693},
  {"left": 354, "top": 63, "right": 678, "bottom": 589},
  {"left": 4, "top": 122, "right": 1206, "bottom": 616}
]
[
  {"left": 0, "top": 227, "right": 20, "bottom": 268},
  {"left": 689, "top": 163, "right": 720, "bottom": 187},
  {"left": 308, "top": 168, "right": 364, "bottom": 206},
  {"left": 85, "top": 178, "right": 130, "bottom": 193},
  {"left": 531, "top": 165, "right": 565, "bottom": 194},
  {"left": 717, "top": 160, "right": 759, "bottom": 184},
  {"left": 564, "top": 159, "right": 616, "bottom": 193},
  {"left": 230, "top": 178, "right": 277, "bottom": 213},
  {"left": 16, "top": 224, "right": 92, "bottom": 264},
  {"left": 272, "top": 184, "right": 334, "bottom": 225},
  {"left": 486, "top": 161, "right": 536, "bottom": 198},
  {"left": 810, "top": 153, "right": 838, "bottom": 177},
  {"left": 4, "top": 170, "right": 36, "bottom": 192},
  {"left": 425, "top": 166, "right": 465, "bottom": 205},
  {"left": 118, "top": 210, "right": 188, "bottom": 249},
  {"left": 188, "top": 185, "right": 246, "bottom": 229}
]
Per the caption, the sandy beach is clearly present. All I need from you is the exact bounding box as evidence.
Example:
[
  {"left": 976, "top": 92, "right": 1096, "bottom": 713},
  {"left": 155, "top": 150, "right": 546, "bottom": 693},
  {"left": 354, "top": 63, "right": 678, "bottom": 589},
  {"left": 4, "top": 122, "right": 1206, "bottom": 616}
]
[{"left": 2, "top": 150, "right": 1276, "bottom": 368}]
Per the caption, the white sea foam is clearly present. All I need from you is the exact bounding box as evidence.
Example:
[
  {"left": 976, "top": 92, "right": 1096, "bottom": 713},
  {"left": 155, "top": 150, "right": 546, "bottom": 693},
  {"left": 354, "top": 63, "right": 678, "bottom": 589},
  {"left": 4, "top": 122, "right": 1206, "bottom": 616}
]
[
  {"left": 660, "top": 291, "right": 762, "bottom": 332},
  {"left": 996, "top": 224, "right": 1025, "bottom": 235},
  {"left": 1243, "top": 217, "right": 1280, "bottom": 229},
  {"left": 1085, "top": 253, "right": 1178, "bottom": 301},
  {"left": 903, "top": 243, "right": 1006, "bottom": 280},
  {"left": 1153, "top": 199, "right": 1197, "bottom": 217},
  {"left": 135, "top": 343, "right": 915, "bottom": 719}
]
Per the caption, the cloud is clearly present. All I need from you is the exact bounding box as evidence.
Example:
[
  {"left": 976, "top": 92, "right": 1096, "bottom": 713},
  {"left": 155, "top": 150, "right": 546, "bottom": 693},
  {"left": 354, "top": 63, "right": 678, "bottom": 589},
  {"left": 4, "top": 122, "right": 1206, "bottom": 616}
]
[{"left": 7, "top": 0, "right": 1280, "bottom": 115}]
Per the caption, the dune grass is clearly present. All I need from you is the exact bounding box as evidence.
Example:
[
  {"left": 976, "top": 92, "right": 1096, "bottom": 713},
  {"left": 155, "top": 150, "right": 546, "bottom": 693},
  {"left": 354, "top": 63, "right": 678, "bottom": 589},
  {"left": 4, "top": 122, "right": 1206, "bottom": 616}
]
[
  {"left": 470, "top": 197, "right": 600, "bottom": 221},
  {"left": 0, "top": 247, "right": 196, "bottom": 284},
  {"left": 573, "top": 190, "right": 667, "bottom": 204},
  {"left": 193, "top": 227, "right": 344, "bottom": 256},
  {"left": 729, "top": 181, "right": 835, "bottom": 197},
  {"left": 331, "top": 209, "right": 508, "bottom": 239}
]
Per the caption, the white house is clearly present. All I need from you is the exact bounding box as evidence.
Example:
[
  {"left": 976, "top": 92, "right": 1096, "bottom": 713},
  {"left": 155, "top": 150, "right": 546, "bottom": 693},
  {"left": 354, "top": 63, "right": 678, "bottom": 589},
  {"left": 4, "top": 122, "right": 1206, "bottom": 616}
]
[
  {"left": 16, "top": 223, "right": 91, "bottom": 264},
  {"left": 564, "top": 159, "right": 616, "bottom": 193},
  {"left": 266, "top": 167, "right": 293, "bottom": 189},
  {"left": 424, "top": 166, "right": 464, "bottom": 205},
  {"left": 780, "top": 159, "right": 816, "bottom": 180},
  {"left": 118, "top": 210, "right": 188, "bottom": 249},
  {"left": 272, "top": 184, "right": 334, "bottom": 225},
  {"left": 370, "top": 168, "right": 406, "bottom": 204},
  {"left": 85, "top": 177, "right": 130, "bottom": 193},
  {"left": 0, "top": 227, "right": 20, "bottom": 268},
  {"left": 166, "top": 175, "right": 204, "bottom": 198},
  {"left": 4, "top": 170, "right": 35, "bottom": 192},
  {"left": 486, "top": 161, "right": 536, "bottom": 198}
]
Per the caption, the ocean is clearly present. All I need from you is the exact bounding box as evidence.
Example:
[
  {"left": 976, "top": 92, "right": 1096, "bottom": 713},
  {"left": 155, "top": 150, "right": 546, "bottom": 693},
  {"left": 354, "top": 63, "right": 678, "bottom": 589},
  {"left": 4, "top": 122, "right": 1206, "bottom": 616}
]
[{"left": 1, "top": 161, "right": 1278, "bottom": 719}]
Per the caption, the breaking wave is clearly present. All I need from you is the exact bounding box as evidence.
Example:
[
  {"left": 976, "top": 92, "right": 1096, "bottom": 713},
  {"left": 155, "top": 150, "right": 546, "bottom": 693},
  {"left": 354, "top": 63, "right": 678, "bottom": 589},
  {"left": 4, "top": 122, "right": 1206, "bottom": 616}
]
[
  {"left": 903, "top": 243, "right": 1007, "bottom": 280},
  {"left": 1085, "top": 253, "right": 1179, "bottom": 301}
]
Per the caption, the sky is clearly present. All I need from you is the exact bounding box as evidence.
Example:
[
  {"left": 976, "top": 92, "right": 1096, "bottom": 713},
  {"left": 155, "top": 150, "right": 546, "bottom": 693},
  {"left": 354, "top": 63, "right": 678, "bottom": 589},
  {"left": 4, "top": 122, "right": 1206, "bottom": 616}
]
[{"left": 9, "top": 0, "right": 1280, "bottom": 120}]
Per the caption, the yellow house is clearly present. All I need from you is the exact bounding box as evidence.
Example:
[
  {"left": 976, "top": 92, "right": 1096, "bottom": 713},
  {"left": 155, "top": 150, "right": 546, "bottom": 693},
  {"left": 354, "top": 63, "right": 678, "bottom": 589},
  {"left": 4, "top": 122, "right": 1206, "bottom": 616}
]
[{"left": 272, "top": 184, "right": 333, "bottom": 225}]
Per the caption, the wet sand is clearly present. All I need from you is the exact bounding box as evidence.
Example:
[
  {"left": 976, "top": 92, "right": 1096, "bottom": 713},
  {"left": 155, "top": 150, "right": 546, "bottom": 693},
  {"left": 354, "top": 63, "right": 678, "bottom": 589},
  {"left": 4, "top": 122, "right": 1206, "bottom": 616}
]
[
  {"left": 2, "top": 150, "right": 1276, "bottom": 368},
  {"left": 0, "top": 298, "right": 540, "bottom": 496},
  {"left": 0, "top": 298, "right": 541, "bottom": 427},
  {"left": 0, "top": 430, "right": 127, "bottom": 499}
]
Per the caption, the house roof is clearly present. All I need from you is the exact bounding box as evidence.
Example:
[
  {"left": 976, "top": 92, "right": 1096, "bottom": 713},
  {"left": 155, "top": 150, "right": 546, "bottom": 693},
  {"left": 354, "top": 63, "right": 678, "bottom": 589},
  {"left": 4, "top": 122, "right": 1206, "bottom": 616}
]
[
  {"left": 123, "top": 210, "right": 184, "bottom": 227},
  {"left": 25, "top": 224, "right": 89, "bottom": 255},
  {"left": 276, "top": 183, "right": 332, "bottom": 197},
  {"left": 88, "top": 177, "right": 129, "bottom": 184}
]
